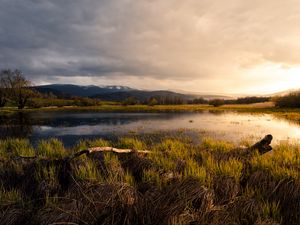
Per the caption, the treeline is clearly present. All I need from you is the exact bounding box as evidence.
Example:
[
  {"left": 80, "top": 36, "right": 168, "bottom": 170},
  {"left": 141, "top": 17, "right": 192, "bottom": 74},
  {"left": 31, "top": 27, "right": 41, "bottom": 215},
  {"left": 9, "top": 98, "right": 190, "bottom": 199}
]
[
  {"left": 212, "top": 96, "right": 270, "bottom": 107},
  {"left": 274, "top": 92, "right": 300, "bottom": 108},
  {"left": 187, "top": 96, "right": 270, "bottom": 107},
  {"left": 0, "top": 69, "right": 102, "bottom": 109},
  {"left": 27, "top": 95, "right": 102, "bottom": 108},
  {"left": 124, "top": 96, "right": 270, "bottom": 106},
  {"left": 123, "top": 96, "right": 185, "bottom": 106}
]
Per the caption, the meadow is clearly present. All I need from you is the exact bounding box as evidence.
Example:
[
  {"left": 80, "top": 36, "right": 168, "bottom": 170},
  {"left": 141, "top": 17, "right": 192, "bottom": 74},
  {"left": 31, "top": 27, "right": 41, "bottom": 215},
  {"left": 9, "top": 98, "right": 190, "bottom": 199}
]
[{"left": 0, "top": 134, "right": 299, "bottom": 225}]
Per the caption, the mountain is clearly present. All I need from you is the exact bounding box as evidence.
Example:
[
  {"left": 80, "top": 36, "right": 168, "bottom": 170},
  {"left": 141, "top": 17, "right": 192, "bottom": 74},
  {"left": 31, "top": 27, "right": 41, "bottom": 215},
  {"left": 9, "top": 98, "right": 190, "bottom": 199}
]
[
  {"left": 35, "top": 84, "right": 277, "bottom": 102},
  {"left": 92, "top": 90, "right": 195, "bottom": 102},
  {"left": 169, "top": 89, "right": 235, "bottom": 100},
  {"left": 267, "top": 88, "right": 300, "bottom": 97},
  {"left": 34, "top": 84, "right": 197, "bottom": 102},
  {"left": 34, "top": 84, "right": 134, "bottom": 98}
]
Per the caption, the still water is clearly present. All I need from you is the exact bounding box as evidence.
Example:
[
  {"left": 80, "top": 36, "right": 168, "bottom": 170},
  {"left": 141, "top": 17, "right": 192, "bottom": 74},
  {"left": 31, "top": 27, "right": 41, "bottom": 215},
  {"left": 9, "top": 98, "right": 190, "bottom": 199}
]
[{"left": 1, "top": 111, "right": 300, "bottom": 146}]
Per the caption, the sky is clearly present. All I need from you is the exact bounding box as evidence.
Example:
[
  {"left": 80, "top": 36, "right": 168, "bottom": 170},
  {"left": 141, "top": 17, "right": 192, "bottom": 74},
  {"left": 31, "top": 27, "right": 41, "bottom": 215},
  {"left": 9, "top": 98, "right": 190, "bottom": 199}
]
[{"left": 0, "top": 0, "right": 300, "bottom": 94}]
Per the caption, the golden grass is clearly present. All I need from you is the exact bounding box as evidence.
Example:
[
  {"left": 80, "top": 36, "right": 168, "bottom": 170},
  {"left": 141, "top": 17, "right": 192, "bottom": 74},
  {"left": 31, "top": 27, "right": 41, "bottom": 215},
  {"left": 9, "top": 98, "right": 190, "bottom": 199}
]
[
  {"left": 0, "top": 138, "right": 35, "bottom": 158},
  {"left": 36, "top": 138, "right": 67, "bottom": 158},
  {"left": 0, "top": 135, "right": 299, "bottom": 225}
]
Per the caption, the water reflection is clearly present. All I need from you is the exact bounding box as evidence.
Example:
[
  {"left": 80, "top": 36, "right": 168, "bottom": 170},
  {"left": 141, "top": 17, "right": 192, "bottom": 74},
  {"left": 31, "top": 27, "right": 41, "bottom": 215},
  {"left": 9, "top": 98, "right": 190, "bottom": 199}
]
[
  {"left": 30, "top": 112, "right": 186, "bottom": 127},
  {"left": 1, "top": 111, "right": 300, "bottom": 147},
  {"left": 0, "top": 112, "right": 33, "bottom": 139}
]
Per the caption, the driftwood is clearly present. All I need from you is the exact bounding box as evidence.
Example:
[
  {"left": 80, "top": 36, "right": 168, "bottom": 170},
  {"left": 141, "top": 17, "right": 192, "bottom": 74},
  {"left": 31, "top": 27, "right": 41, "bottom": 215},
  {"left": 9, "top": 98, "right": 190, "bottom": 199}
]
[
  {"left": 13, "top": 134, "right": 273, "bottom": 162},
  {"left": 65, "top": 134, "right": 273, "bottom": 161},
  {"left": 66, "top": 147, "right": 151, "bottom": 162},
  {"left": 249, "top": 134, "right": 273, "bottom": 154}
]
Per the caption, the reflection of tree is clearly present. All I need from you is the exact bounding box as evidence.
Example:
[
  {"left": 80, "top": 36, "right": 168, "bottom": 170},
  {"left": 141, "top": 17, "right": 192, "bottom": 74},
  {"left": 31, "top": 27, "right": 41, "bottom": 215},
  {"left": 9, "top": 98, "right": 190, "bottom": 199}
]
[
  {"left": 21, "top": 113, "right": 185, "bottom": 127},
  {"left": 272, "top": 114, "right": 300, "bottom": 126},
  {"left": 0, "top": 112, "right": 33, "bottom": 139},
  {"left": 208, "top": 110, "right": 225, "bottom": 115}
]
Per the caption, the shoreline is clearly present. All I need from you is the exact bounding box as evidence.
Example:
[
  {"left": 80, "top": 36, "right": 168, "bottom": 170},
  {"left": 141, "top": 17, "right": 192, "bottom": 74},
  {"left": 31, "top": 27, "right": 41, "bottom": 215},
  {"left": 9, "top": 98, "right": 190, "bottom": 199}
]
[{"left": 1, "top": 103, "right": 300, "bottom": 122}]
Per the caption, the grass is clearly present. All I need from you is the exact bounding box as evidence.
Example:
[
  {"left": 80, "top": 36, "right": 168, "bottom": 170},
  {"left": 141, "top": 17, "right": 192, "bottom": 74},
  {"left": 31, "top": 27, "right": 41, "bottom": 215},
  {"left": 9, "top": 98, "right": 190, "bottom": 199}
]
[
  {"left": 74, "top": 158, "right": 103, "bottom": 181},
  {"left": 0, "top": 135, "right": 299, "bottom": 224},
  {"left": 0, "top": 138, "right": 35, "bottom": 158},
  {"left": 250, "top": 142, "right": 300, "bottom": 181},
  {"left": 0, "top": 185, "right": 23, "bottom": 205},
  {"left": 36, "top": 138, "right": 67, "bottom": 158},
  {"left": 2, "top": 102, "right": 300, "bottom": 125}
]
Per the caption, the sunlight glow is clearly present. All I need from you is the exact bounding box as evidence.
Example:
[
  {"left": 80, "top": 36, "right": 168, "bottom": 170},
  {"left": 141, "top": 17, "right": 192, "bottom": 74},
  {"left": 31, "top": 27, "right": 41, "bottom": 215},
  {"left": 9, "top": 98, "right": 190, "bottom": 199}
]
[{"left": 242, "top": 63, "right": 300, "bottom": 94}]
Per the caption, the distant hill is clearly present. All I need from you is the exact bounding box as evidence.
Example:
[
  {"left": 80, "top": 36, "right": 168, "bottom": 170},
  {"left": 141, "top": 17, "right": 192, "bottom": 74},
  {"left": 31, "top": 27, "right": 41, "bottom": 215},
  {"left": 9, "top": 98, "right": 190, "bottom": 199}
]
[
  {"left": 33, "top": 84, "right": 241, "bottom": 102},
  {"left": 268, "top": 89, "right": 300, "bottom": 97},
  {"left": 169, "top": 89, "right": 235, "bottom": 100},
  {"left": 34, "top": 84, "right": 134, "bottom": 98},
  {"left": 92, "top": 90, "right": 195, "bottom": 102}
]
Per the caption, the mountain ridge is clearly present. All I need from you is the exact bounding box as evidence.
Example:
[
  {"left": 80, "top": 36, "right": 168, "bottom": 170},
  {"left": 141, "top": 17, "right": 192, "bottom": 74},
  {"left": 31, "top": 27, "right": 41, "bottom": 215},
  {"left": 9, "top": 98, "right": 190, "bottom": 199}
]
[{"left": 33, "top": 84, "right": 297, "bottom": 101}]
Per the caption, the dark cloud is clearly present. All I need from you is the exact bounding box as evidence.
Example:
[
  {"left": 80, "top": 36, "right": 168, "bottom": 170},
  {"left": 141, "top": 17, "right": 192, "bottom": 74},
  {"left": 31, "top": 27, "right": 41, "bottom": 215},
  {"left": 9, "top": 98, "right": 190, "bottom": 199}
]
[{"left": 0, "top": 0, "right": 300, "bottom": 93}]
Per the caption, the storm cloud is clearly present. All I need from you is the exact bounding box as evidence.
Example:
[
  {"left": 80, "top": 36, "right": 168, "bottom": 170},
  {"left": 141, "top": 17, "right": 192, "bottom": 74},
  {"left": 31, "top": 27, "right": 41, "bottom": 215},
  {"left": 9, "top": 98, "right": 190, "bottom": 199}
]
[{"left": 1, "top": 0, "right": 300, "bottom": 93}]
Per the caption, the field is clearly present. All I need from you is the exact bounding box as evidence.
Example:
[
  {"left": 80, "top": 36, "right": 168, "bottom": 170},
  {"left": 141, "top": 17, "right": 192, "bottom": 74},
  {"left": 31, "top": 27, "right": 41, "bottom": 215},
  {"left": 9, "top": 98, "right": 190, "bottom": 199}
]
[{"left": 0, "top": 134, "right": 299, "bottom": 225}]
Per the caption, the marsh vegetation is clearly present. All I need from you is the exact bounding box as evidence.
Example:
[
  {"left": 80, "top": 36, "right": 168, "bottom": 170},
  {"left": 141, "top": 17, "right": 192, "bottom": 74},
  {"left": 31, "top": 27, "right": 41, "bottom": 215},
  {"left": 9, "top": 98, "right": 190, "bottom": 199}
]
[{"left": 0, "top": 135, "right": 299, "bottom": 225}]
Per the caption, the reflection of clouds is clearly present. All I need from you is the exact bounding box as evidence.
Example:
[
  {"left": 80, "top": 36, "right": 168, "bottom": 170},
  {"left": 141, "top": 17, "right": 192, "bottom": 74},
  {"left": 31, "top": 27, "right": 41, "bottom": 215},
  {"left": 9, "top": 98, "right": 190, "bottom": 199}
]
[
  {"left": 30, "top": 112, "right": 181, "bottom": 127},
  {"left": 29, "top": 112, "right": 300, "bottom": 144},
  {"left": 39, "top": 126, "right": 53, "bottom": 131}
]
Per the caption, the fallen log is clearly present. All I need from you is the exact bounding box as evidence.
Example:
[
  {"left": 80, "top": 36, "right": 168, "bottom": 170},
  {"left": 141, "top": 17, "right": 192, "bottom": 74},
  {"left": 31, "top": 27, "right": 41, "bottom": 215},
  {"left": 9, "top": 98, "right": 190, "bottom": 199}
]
[
  {"left": 67, "top": 147, "right": 151, "bottom": 161},
  {"left": 12, "top": 134, "right": 273, "bottom": 162},
  {"left": 249, "top": 134, "right": 273, "bottom": 154},
  {"left": 88, "top": 147, "right": 150, "bottom": 154}
]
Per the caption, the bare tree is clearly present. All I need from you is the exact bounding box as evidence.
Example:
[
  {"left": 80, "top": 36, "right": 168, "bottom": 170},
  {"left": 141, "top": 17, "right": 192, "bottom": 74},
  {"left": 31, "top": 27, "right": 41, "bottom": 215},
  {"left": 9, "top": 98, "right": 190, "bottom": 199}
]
[
  {"left": 1, "top": 69, "right": 34, "bottom": 109},
  {"left": 0, "top": 71, "right": 8, "bottom": 107}
]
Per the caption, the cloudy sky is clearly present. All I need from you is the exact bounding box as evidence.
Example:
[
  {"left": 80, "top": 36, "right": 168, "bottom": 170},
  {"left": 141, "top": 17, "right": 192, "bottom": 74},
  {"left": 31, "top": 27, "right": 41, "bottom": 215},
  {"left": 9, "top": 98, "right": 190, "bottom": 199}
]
[{"left": 1, "top": 0, "right": 300, "bottom": 94}]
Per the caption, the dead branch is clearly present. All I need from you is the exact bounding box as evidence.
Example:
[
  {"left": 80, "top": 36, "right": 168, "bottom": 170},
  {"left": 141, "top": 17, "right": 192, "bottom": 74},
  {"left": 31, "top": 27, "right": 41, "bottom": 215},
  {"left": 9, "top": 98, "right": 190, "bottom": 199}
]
[{"left": 67, "top": 147, "right": 150, "bottom": 161}]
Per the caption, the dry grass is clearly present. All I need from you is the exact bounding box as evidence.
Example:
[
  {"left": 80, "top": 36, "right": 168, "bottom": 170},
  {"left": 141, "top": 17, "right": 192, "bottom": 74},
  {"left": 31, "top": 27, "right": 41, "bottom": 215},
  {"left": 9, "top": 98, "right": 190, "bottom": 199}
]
[{"left": 0, "top": 135, "right": 299, "bottom": 224}]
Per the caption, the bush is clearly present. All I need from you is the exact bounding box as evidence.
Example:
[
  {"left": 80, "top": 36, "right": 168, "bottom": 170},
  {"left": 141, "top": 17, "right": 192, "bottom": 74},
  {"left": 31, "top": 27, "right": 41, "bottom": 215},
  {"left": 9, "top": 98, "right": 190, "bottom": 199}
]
[
  {"left": 274, "top": 92, "right": 300, "bottom": 108},
  {"left": 209, "top": 99, "right": 225, "bottom": 107},
  {"left": 27, "top": 98, "right": 74, "bottom": 108},
  {"left": 147, "top": 97, "right": 158, "bottom": 106},
  {"left": 73, "top": 97, "right": 101, "bottom": 106},
  {"left": 188, "top": 97, "right": 208, "bottom": 104},
  {"left": 122, "top": 97, "right": 139, "bottom": 106}
]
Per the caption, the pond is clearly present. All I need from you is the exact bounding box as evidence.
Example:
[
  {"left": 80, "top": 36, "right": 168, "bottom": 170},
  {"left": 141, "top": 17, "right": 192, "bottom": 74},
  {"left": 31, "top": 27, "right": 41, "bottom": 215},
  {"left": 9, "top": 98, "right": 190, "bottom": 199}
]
[{"left": 1, "top": 111, "right": 300, "bottom": 147}]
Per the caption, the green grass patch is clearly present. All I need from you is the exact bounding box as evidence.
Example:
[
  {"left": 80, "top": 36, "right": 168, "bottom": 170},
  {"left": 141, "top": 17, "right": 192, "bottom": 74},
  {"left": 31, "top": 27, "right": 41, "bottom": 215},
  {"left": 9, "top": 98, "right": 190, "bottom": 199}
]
[
  {"left": 0, "top": 138, "right": 35, "bottom": 158},
  {"left": 36, "top": 138, "right": 67, "bottom": 158}
]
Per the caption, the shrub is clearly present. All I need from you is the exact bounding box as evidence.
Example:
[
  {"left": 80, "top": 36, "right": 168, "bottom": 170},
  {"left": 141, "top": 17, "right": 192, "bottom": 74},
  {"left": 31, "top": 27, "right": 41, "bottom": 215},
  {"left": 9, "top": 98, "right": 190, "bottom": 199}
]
[
  {"left": 147, "top": 97, "right": 159, "bottom": 106},
  {"left": 209, "top": 99, "right": 225, "bottom": 107},
  {"left": 274, "top": 92, "right": 300, "bottom": 108}
]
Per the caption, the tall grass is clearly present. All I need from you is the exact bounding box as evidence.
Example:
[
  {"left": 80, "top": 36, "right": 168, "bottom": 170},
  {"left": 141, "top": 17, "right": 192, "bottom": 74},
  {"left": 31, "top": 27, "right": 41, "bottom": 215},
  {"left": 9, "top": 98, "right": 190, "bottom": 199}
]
[
  {"left": 0, "top": 185, "right": 22, "bottom": 205},
  {"left": 0, "top": 138, "right": 35, "bottom": 158},
  {"left": 202, "top": 137, "right": 234, "bottom": 153},
  {"left": 118, "top": 137, "right": 146, "bottom": 150},
  {"left": 183, "top": 159, "right": 207, "bottom": 183},
  {"left": 0, "top": 135, "right": 299, "bottom": 225},
  {"left": 74, "top": 158, "right": 103, "bottom": 181},
  {"left": 36, "top": 138, "right": 67, "bottom": 158},
  {"left": 251, "top": 142, "right": 300, "bottom": 181}
]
